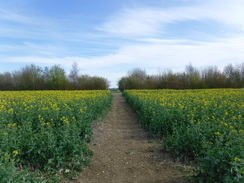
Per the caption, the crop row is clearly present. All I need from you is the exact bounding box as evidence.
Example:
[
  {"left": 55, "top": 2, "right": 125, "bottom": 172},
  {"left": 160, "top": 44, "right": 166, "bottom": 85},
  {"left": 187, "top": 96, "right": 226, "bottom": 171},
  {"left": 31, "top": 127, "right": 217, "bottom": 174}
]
[
  {"left": 123, "top": 89, "right": 244, "bottom": 182},
  {"left": 0, "top": 90, "right": 112, "bottom": 182}
]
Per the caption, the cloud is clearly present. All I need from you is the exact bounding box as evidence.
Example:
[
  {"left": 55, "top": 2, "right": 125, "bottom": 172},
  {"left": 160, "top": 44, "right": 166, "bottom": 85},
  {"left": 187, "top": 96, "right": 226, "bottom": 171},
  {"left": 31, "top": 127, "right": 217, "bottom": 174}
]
[
  {"left": 0, "top": 8, "right": 32, "bottom": 24},
  {"left": 0, "top": 6, "right": 75, "bottom": 42},
  {"left": 98, "top": 0, "right": 244, "bottom": 38},
  {"left": 97, "top": 8, "right": 165, "bottom": 36}
]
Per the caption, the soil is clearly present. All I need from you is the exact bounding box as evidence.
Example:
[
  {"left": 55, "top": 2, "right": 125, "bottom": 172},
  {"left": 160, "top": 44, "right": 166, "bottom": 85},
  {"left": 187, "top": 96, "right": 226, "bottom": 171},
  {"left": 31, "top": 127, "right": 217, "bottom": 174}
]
[{"left": 65, "top": 93, "right": 189, "bottom": 183}]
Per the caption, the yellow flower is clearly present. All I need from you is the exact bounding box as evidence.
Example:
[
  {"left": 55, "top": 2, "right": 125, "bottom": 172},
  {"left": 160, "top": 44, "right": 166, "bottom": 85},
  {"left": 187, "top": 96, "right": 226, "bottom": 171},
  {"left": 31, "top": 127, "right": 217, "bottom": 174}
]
[
  {"left": 3, "top": 132, "right": 8, "bottom": 136},
  {"left": 233, "top": 157, "right": 241, "bottom": 162},
  {"left": 221, "top": 122, "right": 227, "bottom": 126},
  {"left": 8, "top": 108, "right": 14, "bottom": 114},
  {"left": 13, "top": 150, "right": 19, "bottom": 155},
  {"left": 214, "top": 132, "right": 222, "bottom": 136}
]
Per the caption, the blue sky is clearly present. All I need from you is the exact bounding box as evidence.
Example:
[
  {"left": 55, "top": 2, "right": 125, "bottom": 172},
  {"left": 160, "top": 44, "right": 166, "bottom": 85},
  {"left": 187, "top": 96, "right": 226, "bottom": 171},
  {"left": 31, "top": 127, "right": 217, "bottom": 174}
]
[{"left": 1, "top": 0, "right": 244, "bottom": 87}]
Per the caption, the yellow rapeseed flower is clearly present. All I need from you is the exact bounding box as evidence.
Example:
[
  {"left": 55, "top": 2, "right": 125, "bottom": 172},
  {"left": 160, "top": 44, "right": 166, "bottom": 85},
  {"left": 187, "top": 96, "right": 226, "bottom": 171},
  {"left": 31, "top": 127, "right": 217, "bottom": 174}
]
[
  {"left": 214, "top": 132, "right": 222, "bottom": 136},
  {"left": 233, "top": 157, "right": 241, "bottom": 162},
  {"left": 12, "top": 150, "right": 19, "bottom": 155}
]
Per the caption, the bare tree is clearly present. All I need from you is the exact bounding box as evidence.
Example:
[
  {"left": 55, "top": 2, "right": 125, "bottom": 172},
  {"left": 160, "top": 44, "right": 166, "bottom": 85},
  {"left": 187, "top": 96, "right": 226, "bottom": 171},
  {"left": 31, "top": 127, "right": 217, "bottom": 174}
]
[
  {"left": 201, "top": 66, "right": 226, "bottom": 88},
  {"left": 69, "top": 62, "right": 79, "bottom": 89},
  {"left": 0, "top": 72, "right": 14, "bottom": 90}
]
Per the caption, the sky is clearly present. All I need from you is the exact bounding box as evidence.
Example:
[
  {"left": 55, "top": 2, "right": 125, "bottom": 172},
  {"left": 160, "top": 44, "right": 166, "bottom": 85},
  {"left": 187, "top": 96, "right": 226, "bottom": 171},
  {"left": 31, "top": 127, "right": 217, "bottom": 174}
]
[{"left": 0, "top": 0, "right": 244, "bottom": 88}]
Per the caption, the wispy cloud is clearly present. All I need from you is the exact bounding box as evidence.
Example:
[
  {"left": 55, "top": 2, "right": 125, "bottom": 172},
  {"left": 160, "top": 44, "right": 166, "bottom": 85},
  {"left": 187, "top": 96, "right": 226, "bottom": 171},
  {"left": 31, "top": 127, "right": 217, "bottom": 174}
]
[
  {"left": 0, "top": 8, "right": 32, "bottom": 24},
  {"left": 98, "top": 0, "right": 244, "bottom": 38}
]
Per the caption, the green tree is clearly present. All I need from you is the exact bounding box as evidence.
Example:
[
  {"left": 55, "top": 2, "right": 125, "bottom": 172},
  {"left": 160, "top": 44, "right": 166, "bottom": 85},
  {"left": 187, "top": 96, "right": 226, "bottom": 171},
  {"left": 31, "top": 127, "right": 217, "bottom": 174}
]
[
  {"left": 118, "top": 68, "right": 147, "bottom": 90},
  {"left": 118, "top": 77, "right": 127, "bottom": 91},
  {"left": 19, "top": 64, "right": 43, "bottom": 90},
  {"left": 47, "top": 65, "right": 68, "bottom": 90},
  {"left": 77, "top": 75, "right": 109, "bottom": 90}
]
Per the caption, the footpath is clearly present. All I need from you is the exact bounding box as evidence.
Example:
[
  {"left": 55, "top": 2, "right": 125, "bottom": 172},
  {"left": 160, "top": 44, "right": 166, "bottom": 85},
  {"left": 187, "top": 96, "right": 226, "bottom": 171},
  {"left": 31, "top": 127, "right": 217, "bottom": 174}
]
[{"left": 67, "top": 93, "right": 187, "bottom": 183}]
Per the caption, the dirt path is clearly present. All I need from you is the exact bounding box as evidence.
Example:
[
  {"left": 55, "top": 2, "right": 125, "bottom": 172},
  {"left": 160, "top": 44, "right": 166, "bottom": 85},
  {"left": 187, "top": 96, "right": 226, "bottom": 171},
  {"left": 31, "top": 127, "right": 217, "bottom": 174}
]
[{"left": 67, "top": 93, "right": 188, "bottom": 183}]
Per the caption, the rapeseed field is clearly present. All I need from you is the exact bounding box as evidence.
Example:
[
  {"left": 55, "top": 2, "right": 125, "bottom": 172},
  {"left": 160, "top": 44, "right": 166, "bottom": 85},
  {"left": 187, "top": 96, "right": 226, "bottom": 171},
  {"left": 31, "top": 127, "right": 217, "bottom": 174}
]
[
  {"left": 0, "top": 90, "right": 112, "bottom": 182},
  {"left": 124, "top": 89, "right": 244, "bottom": 182}
]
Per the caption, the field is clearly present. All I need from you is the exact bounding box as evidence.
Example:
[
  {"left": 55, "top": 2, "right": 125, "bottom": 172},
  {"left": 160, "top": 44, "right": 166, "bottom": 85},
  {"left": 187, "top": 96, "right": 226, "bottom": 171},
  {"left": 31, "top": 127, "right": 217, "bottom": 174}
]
[
  {"left": 123, "top": 89, "right": 244, "bottom": 182},
  {"left": 1, "top": 89, "right": 243, "bottom": 182},
  {"left": 0, "top": 90, "right": 112, "bottom": 182}
]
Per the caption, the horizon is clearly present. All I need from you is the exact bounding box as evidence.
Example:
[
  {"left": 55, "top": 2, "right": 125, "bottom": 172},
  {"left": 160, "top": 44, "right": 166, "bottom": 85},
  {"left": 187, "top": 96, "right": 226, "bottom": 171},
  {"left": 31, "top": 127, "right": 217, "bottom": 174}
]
[{"left": 1, "top": 0, "right": 244, "bottom": 88}]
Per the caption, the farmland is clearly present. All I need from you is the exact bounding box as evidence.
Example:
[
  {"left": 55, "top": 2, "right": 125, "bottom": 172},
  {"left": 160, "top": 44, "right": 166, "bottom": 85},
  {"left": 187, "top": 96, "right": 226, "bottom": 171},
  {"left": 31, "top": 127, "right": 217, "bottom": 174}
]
[
  {"left": 0, "top": 90, "right": 112, "bottom": 182},
  {"left": 123, "top": 89, "right": 244, "bottom": 182},
  {"left": 1, "top": 89, "right": 243, "bottom": 182}
]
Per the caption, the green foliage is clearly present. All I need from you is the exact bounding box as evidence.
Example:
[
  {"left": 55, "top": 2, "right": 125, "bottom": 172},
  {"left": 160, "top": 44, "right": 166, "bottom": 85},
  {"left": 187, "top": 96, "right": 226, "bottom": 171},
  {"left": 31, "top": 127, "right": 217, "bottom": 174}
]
[
  {"left": 196, "top": 131, "right": 244, "bottom": 183},
  {"left": 47, "top": 65, "right": 68, "bottom": 90},
  {"left": 0, "top": 157, "right": 41, "bottom": 183}
]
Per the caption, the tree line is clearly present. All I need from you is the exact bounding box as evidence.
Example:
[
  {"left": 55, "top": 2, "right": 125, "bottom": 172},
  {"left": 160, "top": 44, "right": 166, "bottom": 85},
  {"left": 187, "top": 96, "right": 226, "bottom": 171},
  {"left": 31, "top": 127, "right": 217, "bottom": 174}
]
[
  {"left": 118, "top": 63, "right": 244, "bottom": 91},
  {"left": 0, "top": 63, "right": 109, "bottom": 90}
]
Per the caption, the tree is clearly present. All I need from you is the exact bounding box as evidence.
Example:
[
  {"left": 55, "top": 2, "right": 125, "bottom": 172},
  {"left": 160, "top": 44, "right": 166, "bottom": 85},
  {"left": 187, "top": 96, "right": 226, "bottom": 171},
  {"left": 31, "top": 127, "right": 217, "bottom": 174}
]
[
  {"left": 201, "top": 66, "right": 226, "bottom": 88},
  {"left": 118, "top": 68, "right": 147, "bottom": 90},
  {"left": 184, "top": 64, "right": 202, "bottom": 89},
  {"left": 145, "top": 76, "right": 157, "bottom": 89},
  {"left": 0, "top": 72, "right": 14, "bottom": 90},
  {"left": 68, "top": 62, "right": 79, "bottom": 89},
  {"left": 89, "top": 76, "right": 109, "bottom": 90},
  {"left": 224, "top": 64, "right": 242, "bottom": 88},
  {"left": 11, "top": 71, "right": 22, "bottom": 90},
  {"left": 18, "top": 64, "right": 43, "bottom": 90},
  {"left": 118, "top": 77, "right": 126, "bottom": 91},
  {"left": 77, "top": 75, "right": 109, "bottom": 90},
  {"left": 239, "top": 63, "right": 244, "bottom": 87},
  {"left": 127, "top": 68, "right": 147, "bottom": 89},
  {"left": 47, "top": 65, "right": 68, "bottom": 90},
  {"left": 156, "top": 69, "right": 174, "bottom": 89}
]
